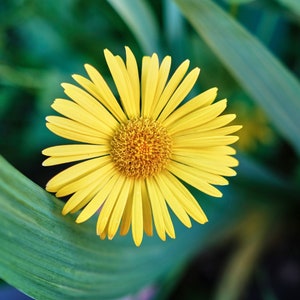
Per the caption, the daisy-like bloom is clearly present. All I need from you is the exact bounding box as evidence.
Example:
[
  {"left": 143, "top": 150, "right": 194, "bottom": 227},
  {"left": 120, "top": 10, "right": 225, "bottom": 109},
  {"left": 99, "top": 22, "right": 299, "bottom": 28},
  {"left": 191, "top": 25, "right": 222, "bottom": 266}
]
[{"left": 42, "top": 46, "right": 241, "bottom": 246}]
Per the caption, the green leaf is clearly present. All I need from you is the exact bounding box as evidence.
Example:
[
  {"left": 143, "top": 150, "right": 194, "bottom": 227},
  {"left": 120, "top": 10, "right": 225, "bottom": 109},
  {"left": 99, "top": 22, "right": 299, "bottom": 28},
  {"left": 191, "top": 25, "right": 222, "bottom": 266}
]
[
  {"left": 163, "top": 0, "right": 187, "bottom": 61},
  {"left": 0, "top": 155, "right": 245, "bottom": 299},
  {"left": 107, "top": 0, "right": 160, "bottom": 54},
  {"left": 174, "top": 0, "right": 300, "bottom": 155},
  {"left": 277, "top": 0, "right": 300, "bottom": 16}
]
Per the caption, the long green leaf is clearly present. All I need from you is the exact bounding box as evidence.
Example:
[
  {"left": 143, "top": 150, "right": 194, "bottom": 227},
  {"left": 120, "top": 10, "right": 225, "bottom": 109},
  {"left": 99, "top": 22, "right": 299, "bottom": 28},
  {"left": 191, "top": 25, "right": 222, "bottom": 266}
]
[
  {"left": 174, "top": 0, "right": 300, "bottom": 155},
  {"left": 107, "top": 0, "right": 160, "bottom": 54},
  {"left": 0, "top": 155, "right": 246, "bottom": 299},
  {"left": 277, "top": 0, "right": 300, "bottom": 16}
]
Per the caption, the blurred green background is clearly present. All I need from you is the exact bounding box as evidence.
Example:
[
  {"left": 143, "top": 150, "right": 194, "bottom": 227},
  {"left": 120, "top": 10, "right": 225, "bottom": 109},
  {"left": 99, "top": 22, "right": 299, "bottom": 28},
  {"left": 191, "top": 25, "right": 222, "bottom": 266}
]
[{"left": 0, "top": 0, "right": 300, "bottom": 299}]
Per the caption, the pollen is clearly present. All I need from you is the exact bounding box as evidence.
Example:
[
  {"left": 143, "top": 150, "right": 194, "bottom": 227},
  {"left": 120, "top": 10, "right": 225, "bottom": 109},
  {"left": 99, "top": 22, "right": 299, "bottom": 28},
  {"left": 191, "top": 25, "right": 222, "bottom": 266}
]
[{"left": 110, "top": 117, "right": 172, "bottom": 179}]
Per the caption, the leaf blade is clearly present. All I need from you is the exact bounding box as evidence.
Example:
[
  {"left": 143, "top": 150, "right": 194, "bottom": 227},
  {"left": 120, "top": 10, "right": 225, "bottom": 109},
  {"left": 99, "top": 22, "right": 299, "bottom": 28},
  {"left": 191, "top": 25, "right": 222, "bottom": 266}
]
[
  {"left": 174, "top": 0, "right": 300, "bottom": 155},
  {"left": 277, "top": 0, "right": 300, "bottom": 16},
  {"left": 0, "top": 155, "right": 242, "bottom": 299},
  {"left": 107, "top": 0, "right": 160, "bottom": 54}
]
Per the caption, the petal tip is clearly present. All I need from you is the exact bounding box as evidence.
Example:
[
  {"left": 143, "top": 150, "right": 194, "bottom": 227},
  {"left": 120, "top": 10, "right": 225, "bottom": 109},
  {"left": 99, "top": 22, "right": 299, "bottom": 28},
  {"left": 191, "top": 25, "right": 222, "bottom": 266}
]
[
  {"left": 62, "top": 208, "right": 69, "bottom": 216},
  {"left": 41, "top": 159, "right": 49, "bottom": 166},
  {"left": 133, "top": 239, "right": 142, "bottom": 247},
  {"left": 60, "top": 83, "right": 67, "bottom": 89},
  {"left": 75, "top": 216, "right": 83, "bottom": 223}
]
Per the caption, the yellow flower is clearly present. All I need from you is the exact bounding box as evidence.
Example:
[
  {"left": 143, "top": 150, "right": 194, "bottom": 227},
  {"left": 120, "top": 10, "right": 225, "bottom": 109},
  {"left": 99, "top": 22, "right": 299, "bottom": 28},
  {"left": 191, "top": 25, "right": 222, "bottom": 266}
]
[{"left": 42, "top": 46, "right": 241, "bottom": 246}]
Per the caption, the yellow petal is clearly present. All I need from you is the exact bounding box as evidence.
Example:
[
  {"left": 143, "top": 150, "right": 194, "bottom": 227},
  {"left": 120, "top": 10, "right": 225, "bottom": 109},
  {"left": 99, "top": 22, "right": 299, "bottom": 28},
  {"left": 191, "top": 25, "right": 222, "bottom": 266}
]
[
  {"left": 125, "top": 46, "right": 140, "bottom": 115},
  {"left": 171, "top": 159, "right": 229, "bottom": 185},
  {"left": 174, "top": 125, "right": 242, "bottom": 139},
  {"left": 119, "top": 184, "right": 134, "bottom": 236},
  {"left": 61, "top": 83, "right": 118, "bottom": 132},
  {"left": 173, "top": 135, "right": 240, "bottom": 148},
  {"left": 131, "top": 179, "right": 144, "bottom": 247},
  {"left": 104, "top": 49, "right": 136, "bottom": 118},
  {"left": 162, "top": 87, "right": 216, "bottom": 127},
  {"left": 46, "top": 123, "right": 108, "bottom": 145},
  {"left": 141, "top": 56, "right": 150, "bottom": 114},
  {"left": 154, "top": 173, "right": 192, "bottom": 228},
  {"left": 171, "top": 154, "right": 237, "bottom": 177},
  {"left": 152, "top": 59, "right": 190, "bottom": 120},
  {"left": 50, "top": 99, "right": 113, "bottom": 136},
  {"left": 62, "top": 182, "right": 98, "bottom": 215},
  {"left": 167, "top": 161, "right": 224, "bottom": 197},
  {"left": 173, "top": 152, "right": 239, "bottom": 167},
  {"left": 72, "top": 71, "right": 127, "bottom": 123},
  {"left": 163, "top": 171, "right": 208, "bottom": 224},
  {"left": 158, "top": 67, "right": 200, "bottom": 122},
  {"left": 45, "top": 114, "right": 110, "bottom": 141},
  {"left": 66, "top": 167, "right": 115, "bottom": 214},
  {"left": 55, "top": 161, "right": 114, "bottom": 197},
  {"left": 141, "top": 180, "right": 153, "bottom": 236},
  {"left": 107, "top": 177, "right": 132, "bottom": 240},
  {"left": 99, "top": 230, "right": 107, "bottom": 240},
  {"left": 76, "top": 173, "right": 120, "bottom": 223},
  {"left": 145, "top": 178, "right": 166, "bottom": 241},
  {"left": 45, "top": 156, "right": 111, "bottom": 192},
  {"left": 173, "top": 145, "right": 236, "bottom": 156},
  {"left": 167, "top": 99, "right": 227, "bottom": 135},
  {"left": 151, "top": 179, "right": 175, "bottom": 239},
  {"left": 141, "top": 53, "right": 159, "bottom": 117},
  {"left": 42, "top": 144, "right": 109, "bottom": 156},
  {"left": 43, "top": 154, "right": 101, "bottom": 166},
  {"left": 185, "top": 114, "right": 237, "bottom": 134},
  {"left": 42, "top": 145, "right": 110, "bottom": 166},
  {"left": 97, "top": 175, "right": 125, "bottom": 236},
  {"left": 117, "top": 54, "right": 140, "bottom": 116},
  {"left": 150, "top": 56, "right": 172, "bottom": 116}
]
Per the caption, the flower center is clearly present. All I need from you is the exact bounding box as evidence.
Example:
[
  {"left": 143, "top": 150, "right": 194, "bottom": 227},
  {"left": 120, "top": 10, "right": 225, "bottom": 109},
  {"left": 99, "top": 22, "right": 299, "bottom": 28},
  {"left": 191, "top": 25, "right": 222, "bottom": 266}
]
[{"left": 110, "top": 117, "right": 172, "bottom": 179}]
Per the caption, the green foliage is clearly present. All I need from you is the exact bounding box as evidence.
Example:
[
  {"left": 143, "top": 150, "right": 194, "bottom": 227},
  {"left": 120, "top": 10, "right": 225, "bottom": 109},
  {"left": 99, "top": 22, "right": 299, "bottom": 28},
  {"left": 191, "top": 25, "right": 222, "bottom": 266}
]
[
  {"left": 0, "top": 0, "right": 299, "bottom": 299},
  {"left": 175, "top": 0, "right": 300, "bottom": 155},
  {"left": 0, "top": 155, "right": 245, "bottom": 299},
  {"left": 107, "top": 0, "right": 161, "bottom": 54},
  {"left": 277, "top": 0, "right": 300, "bottom": 16}
]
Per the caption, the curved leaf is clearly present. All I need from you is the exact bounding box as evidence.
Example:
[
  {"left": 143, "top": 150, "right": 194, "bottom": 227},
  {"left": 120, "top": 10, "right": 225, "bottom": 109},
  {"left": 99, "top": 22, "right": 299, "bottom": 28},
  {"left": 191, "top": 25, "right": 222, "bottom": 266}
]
[
  {"left": 0, "top": 155, "right": 244, "bottom": 299},
  {"left": 277, "top": 0, "right": 300, "bottom": 16},
  {"left": 174, "top": 0, "right": 300, "bottom": 155}
]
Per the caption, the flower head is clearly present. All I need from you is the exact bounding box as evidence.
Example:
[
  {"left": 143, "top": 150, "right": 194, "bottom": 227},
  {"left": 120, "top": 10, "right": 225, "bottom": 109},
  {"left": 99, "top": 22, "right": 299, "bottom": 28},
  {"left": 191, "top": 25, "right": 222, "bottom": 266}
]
[{"left": 42, "top": 46, "right": 241, "bottom": 246}]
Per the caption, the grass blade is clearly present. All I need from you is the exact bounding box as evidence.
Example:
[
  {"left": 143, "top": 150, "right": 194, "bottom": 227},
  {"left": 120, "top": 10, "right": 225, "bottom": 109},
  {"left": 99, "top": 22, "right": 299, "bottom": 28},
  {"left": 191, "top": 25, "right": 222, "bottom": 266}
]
[
  {"left": 107, "top": 0, "right": 160, "bottom": 54},
  {"left": 174, "top": 0, "right": 300, "bottom": 155}
]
